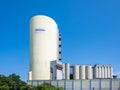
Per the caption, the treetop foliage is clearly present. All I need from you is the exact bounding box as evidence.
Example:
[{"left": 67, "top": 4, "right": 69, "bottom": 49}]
[{"left": 0, "top": 74, "right": 63, "bottom": 90}]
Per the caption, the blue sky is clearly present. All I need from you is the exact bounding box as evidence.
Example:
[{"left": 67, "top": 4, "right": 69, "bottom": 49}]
[{"left": 0, "top": 0, "right": 120, "bottom": 81}]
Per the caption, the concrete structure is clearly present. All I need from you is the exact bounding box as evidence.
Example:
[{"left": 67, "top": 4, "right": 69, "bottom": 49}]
[
  {"left": 104, "top": 66, "right": 107, "bottom": 78},
  {"left": 94, "top": 65, "right": 98, "bottom": 79},
  {"left": 80, "top": 65, "right": 86, "bottom": 79},
  {"left": 110, "top": 66, "right": 113, "bottom": 78},
  {"left": 28, "top": 71, "right": 32, "bottom": 80},
  {"left": 98, "top": 66, "right": 102, "bottom": 78},
  {"left": 62, "top": 63, "right": 66, "bottom": 79},
  {"left": 65, "top": 63, "right": 70, "bottom": 80},
  {"left": 51, "top": 60, "right": 63, "bottom": 80},
  {"left": 101, "top": 66, "right": 105, "bottom": 78},
  {"left": 28, "top": 79, "right": 120, "bottom": 90},
  {"left": 86, "top": 65, "right": 93, "bottom": 79},
  {"left": 73, "top": 65, "right": 80, "bottom": 79},
  {"left": 93, "top": 64, "right": 113, "bottom": 79},
  {"left": 29, "top": 15, "right": 59, "bottom": 80}
]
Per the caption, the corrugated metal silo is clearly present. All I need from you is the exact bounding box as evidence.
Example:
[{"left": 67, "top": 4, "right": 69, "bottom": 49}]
[
  {"left": 80, "top": 65, "right": 86, "bottom": 79},
  {"left": 73, "top": 65, "right": 80, "bottom": 80},
  {"left": 65, "top": 63, "right": 70, "bottom": 80},
  {"left": 107, "top": 65, "right": 111, "bottom": 78},
  {"left": 86, "top": 65, "right": 93, "bottom": 79},
  {"left": 110, "top": 66, "right": 113, "bottom": 78},
  {"left": 104, "top": 66, "right": 107, "bottom": 78},
  {"left": 101, "top": 66, "right": 105, "bottom": 78},
  {"left": 93, "top": 65, "right": 99, "bottom": 79},
  {"left": 62, "top": 63, "right": 66, "bottom": 79},
  {"left": 98, "top": 66, "right": 101, "bottom": 78}
]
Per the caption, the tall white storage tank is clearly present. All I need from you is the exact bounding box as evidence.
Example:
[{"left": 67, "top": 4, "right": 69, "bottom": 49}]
[
  {"left": 98, "top": 66, "right": 101, "bottom": 78},
  {"left": 94, "top": 66, "right": 98, "bottom": 79},
  {"left": 29, "top": 15, "right": 59, "bottom": 80},
  {"left": 110, "top": 66, "right": 113, "bottom": 78},
  {"left": 65, "top": 63, "right": 70, "bottom": 80},
  {"left": 104, "top": 66, "right": 107, "bottom": 78},
  {"left": 101, "top": 66, "right": 105, "bottom": 78},
  {"left": 107, "top": 66, "right": 111, "bottom": 78},
  {"left": 62, "top": 63, "right": 66, "bottom": 79},
  {"left": 86, "top": 65, "right": 93, "bottom": 79},
  {"left": 73, "top": 65, "right": 80, "bottom": 80},
  {"left": 80, "top": 65, "right": 86, "bottom": 79}
]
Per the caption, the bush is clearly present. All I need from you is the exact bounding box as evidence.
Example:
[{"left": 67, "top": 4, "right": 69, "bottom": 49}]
[
  {"left": 0, "top": 84, "right": 9, "bottom": 90},
  {"left": 20, "top": 85, "right": 34, "bottom": 90},
  {"left": 34, "top": 83, "right": 63, "bottom": 90}
]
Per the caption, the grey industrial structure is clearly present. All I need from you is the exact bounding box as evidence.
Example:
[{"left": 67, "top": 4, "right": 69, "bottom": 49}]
[
  {"left": 50, "top": 62, "right": 113, "bottom": 80},
  {"left": 28, "top": 15, "right": 120, "bottom": 90}
]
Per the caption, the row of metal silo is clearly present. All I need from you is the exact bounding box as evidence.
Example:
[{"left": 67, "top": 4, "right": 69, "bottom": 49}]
[
  {"left": 93, "top": 64, "right": 113, "bottom": 79},
  {"left": 73, "top": 65, "right": 93, "bottom": 79},
  {"left": 62, "top": 63, "right": 113, "bottom": 80}
]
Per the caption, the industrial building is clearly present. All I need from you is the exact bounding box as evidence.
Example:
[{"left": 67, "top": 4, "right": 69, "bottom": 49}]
[
  {"left": 50, "top": 62, "right": 113, "bottom": 80},
  {"left": 28, "top": 15, "right": 120, "bottom": 89}
]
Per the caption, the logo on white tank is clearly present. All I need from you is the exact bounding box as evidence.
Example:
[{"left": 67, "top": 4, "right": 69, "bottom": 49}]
[{"left": 35, "top": 28, "right": 46, "bottom": 33}]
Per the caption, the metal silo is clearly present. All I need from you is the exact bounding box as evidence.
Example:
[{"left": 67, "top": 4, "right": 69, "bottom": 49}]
[
  {"left": 29, "top": 15, "right": 59, "bottom": 80},
  {"left": 62, "top": 63, "right": 66, "bottom": 79},
  {"left": 104, "top": 66, "right": 107, "bottom": 78},
  {"left": 107, "top": 65, "right": 111, "bottom": 78},
  {"left": 86, "top": 65, "right": 93, "bottom": 79},
  {"left": 101, "top": 66, "right": 105, "bottom": 78},
  {"left": 110, "top": 66, "right": 113, "bottom": 78},
  {"left": 98, "top": 66, "right": 102, "bottom": 78},
  {"left": 93, "top": 65, "right": 99, "bottom": 79},
  {"left": 80, "top": 65, "right": 86, "bottom": 79},
  {"left": 73, "top": 65, "right": 80, "bottom": 80},
  {"left": 65, "top": 63, "right": 70, "bottom": 80}
]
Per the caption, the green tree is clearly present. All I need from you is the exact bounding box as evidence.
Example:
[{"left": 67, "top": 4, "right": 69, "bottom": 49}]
[
  {"left": 8, "top": 73, "right": 26, "bottom": 89},
  {"left": 0, "top": 84, "right": 9, "bottom": 90},
  {"left": 0, "top": 74, "right": 15, "bottom": 90},
  {"left": 0, "top": 74, "right": 64, "bottom": 90},
  {"left": 0, "top": 73, "right": 26, "bottom": 90}
]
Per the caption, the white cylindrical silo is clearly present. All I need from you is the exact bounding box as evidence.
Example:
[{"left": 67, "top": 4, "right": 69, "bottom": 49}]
[
  {"left": 110, "top": 66, "right": 113, "bottom": 78},
  {"left": 86, "top": 65, "right": 93, "bottom": 79},
  {"left": 101, "top": 66, "right": 105, "bottom": 78},
  {"left": 30, "top": 15, "right": 59, "bottom": 80},
  {"left": 104, "top": 66, "right": 107, "bottom": 78},
  {"left": 93, "top": 66, "right": 98, "bottom": 79},
  {"left": 98, "top": 66, "right": 101, "bottom": 78},
  {"left": 73, "top": 65, "right": 80, "bottom": 80},
  {"left": 107, "top": 65, "right": 111, "bottom": 78},
  {"left": 80, "top": 65, "right": 86, "bottom": 79},
  {"left": 65, "top": 63, "right": 70, "bottom": 80},
  {"left": 62, "top": 63, "right": 66, "bottom": 79}
]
